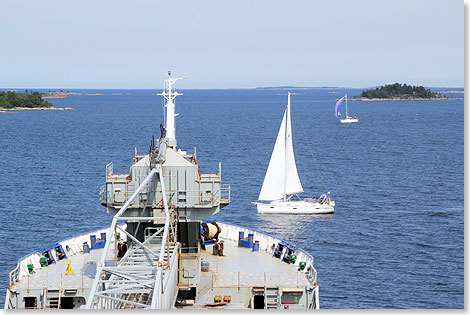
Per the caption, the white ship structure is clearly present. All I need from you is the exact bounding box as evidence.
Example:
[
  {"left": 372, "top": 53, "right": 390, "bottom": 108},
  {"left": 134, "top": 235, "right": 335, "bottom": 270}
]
[{"left": 5, "top": 73, "right": 320, "bottom": 310}]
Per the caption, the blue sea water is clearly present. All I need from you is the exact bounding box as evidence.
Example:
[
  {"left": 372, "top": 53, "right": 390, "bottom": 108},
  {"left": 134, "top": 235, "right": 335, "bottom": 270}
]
[{"left": 0, "top": 88, "right": 464, "bottom": 308}]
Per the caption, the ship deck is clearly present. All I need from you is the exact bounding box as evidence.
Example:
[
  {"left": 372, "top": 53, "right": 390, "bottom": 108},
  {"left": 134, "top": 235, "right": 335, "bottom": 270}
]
[
  {"left": 7, "top": 222, "right": 317, "bottom": 309},
  {"left": 10, "top": 249, "right": 105, "bottom": 293},
  {"left": 203, "top": 239, "right": 309, "bottom": 288},
  {"left": 9, "top": 241, "right": 309, "bottom": 308},
  {"left": 190, "top": 239, "right": 310, "bottom": 308}
]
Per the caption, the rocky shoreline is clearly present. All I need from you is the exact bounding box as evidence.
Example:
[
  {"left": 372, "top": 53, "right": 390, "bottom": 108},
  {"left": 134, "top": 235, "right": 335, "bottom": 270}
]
[
  {"left": 350, "top": 97, "right": 462, "bottom": 101},
  {"left": 41, "top": 91, "right": 104, "bottom": 99},
  {"left": 0, "top": 106, "right": 74, "bottom": 113},
  {"left": 436, "top": 90, "right": 464, "bottom": 94}
]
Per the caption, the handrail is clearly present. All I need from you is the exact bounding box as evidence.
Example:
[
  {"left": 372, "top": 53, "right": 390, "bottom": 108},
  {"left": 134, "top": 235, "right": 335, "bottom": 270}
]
[
  {"left": 150, "top": 167, "right": 171, "bottom": 309},
  {"left": 212, "top": 271, "right": 307, "bottom": 288},
  {"left": 86, "top": 160, "right": 178, "bottom": 309},
  {"left": 9, "top": 266, "right": 19, "bottom": 288},
  {"left": 85, "top": 167, "right": 158, "bottom": 309},
  {"left": 162, "top": 242, "right": 180, "bottom": 293},
  {"left": 104, "top": 187, "right": 227, "bottom": 208},
  {"left": 221, "top": 184, "right": 231, "bottom": 202}
]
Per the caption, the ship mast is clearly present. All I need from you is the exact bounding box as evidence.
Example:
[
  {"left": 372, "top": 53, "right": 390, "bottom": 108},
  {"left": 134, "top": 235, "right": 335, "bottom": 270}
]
[{"left": 158, "top": 71, "right": 185, "bottom": 149}]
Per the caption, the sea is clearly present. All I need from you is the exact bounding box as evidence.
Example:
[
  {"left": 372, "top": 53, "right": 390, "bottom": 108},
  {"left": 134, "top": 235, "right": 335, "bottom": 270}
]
[{"left": 0, "top": 87, "right": 464, "bottom": 308}]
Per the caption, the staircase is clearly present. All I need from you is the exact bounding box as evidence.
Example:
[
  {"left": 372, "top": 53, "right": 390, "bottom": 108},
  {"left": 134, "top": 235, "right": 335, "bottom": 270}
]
[
  {"left": 264, "top": 286, "right": 280, "bottom": 309},
  {"left": 45, "top": 289, "right": 60, "bottom": 309},
  {"left": 86, "top": 165, "right": 179, "bottom": 309},
  {"left": 87, "top": 240, "right": 178, "bottom": 309}
]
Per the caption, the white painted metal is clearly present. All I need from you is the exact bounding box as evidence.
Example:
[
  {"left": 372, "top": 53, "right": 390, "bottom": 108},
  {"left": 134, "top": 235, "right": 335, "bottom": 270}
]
[
  {"left": 150, "top": 167, "right": 172, "bottom": 309},
  {"left": 85, "top": 167, "right": 159, "bottom": 309},
  {"left": 158, "top": 72, "right": 186, "bottom": 147}
]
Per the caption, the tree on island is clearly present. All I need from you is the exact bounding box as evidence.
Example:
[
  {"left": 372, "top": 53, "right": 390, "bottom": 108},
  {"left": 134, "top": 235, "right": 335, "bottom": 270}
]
[
  {"left": 354, "top": 83, "right": 443, "bottom": 99},
  {"left": 0, "top": 91, "right": 53, "bottom": 108}
]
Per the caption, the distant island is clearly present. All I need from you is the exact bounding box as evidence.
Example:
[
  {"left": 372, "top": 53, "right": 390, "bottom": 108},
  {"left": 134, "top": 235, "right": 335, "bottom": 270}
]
[
  {"left": 0, "top": 91, "right": 73, "bottom": 112},
  {"left": 254, "top": 86, "right": 341, "bottom": 90},
  {"left": 0, "top": 90, "right": 52, "bottom": 108},
  {"left": 436, "top": 90, "right": 464, "bottom": 94},
  {"left": 353, "top": 83, "right": 445, "bottom": 101},
  {"left": 41, "top": 91, "right": 70, "bottom": 99},
  {"left": 41, "top": 91, "right": 103, "bottom": 98}
]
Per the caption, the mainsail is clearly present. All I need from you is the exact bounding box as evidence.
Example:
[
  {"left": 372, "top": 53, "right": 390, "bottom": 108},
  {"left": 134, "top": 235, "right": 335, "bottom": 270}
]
[
  {"left": 258, "top": 93, "right": 304, "bottom": 201},
  {"left": 284, "top": 96, "right": 303, "bottom": 195}
]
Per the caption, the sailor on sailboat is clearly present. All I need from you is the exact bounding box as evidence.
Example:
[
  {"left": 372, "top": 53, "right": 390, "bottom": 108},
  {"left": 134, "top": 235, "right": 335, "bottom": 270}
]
[
  {"left": 335, "top": 94, "right": 359, "bottom": 123},
  {"left": 255, "top": 92, "right": 335, "bottom": 214}
]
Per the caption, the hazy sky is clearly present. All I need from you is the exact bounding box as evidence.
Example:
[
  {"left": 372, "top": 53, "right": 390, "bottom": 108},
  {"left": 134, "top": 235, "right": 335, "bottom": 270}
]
[{"left": 0, "top": 0, "right": 463, "bottom": 89}]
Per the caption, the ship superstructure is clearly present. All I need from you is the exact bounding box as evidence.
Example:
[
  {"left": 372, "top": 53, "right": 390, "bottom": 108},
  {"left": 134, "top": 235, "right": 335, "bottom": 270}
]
[{"left": 5, "top": 73, "right": 320, "bottom": 310}]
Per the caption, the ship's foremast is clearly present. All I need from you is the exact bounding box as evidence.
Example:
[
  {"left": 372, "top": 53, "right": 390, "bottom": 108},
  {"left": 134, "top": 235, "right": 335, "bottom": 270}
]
[{"left": 158, "top": 71, "right": 185, "bottom": 149}]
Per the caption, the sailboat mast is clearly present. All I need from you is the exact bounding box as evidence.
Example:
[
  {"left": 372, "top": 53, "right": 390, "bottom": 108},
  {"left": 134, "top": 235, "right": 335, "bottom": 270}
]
[
  {"left": 284, "top": 92, "right": 291, "bottom": 202},
  {"left": 345, "top": 93, "right": 348, "bottom": 118}
]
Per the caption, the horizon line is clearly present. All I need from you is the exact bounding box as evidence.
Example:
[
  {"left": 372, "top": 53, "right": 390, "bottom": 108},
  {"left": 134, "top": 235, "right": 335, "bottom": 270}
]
[{"left": 0, "top": 85, "right": 464, "bottom": 91}]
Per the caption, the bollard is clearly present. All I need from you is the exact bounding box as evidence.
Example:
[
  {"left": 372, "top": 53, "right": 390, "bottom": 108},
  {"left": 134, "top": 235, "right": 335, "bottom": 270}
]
[
  {"left": 238, "top": 231, "right": 244, "bottom": 246},
  {"left": 83, "top": 242, "right": 90, "bottom": 253},
  {"left": 247, "top": 233, "right": 254, "bottom": 248}
]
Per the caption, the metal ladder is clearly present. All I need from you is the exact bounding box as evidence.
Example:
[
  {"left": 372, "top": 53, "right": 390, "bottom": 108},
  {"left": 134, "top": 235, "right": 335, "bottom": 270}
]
[
  {"left": 264, "top": 286, "right": 280, "bottom": 309},
  {"left": 45, "top": 289, "right": 60, "bottom": 309},
  {"left": 85, "top": 162, "right": 177, "bottom": 309}
]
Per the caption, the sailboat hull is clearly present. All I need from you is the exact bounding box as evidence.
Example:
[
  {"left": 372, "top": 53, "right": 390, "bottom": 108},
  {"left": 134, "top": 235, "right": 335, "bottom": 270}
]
[
  {"left": 340, "top": 117, "right": 359, "bottom": 123},
  {"left": 257, "top": 200, "right": 334, "bottom": 214}
]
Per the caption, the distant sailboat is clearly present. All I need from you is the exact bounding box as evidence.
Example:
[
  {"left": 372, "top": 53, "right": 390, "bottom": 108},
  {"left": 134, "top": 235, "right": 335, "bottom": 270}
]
[
  {"left": 335, "top": 94, "right": 358, "bottom": 123},
  {"left": 255, "top": 92, "right": 335, "bottom": 214}
]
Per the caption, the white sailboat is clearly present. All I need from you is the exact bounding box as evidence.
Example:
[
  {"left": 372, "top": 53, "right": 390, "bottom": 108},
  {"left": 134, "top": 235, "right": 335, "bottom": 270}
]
[
  {"left": 255, "top": 92, "right": 335, "bottom": 214},
  {"left": 335, "top": 93, "right": 359, "bottom": 123}
]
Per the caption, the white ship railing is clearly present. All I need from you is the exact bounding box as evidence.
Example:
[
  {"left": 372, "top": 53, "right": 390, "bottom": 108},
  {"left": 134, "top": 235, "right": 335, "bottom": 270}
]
[
  {"left": 154, "top": 241, "right": 179, "bottom": 308},
  {"left": 7, "top": 225, "right": 124, "bottom": 289},
  {"left": 212, "top": 271, "right": 309, "bottom": 288},
  {"left": 101, "top": 187, "right": 227, "bottom": 207},
  {"left": 216, "top": 222, "right": 317, "bottom": 284},
  {"left": 221, "top": 184, "right": 231, "bottom": 203}
]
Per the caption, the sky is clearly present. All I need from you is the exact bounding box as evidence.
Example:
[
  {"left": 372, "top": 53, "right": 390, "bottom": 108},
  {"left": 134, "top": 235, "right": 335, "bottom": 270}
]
[{"left": 0, "top": 0, "right": 463, "bottom": 89}]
